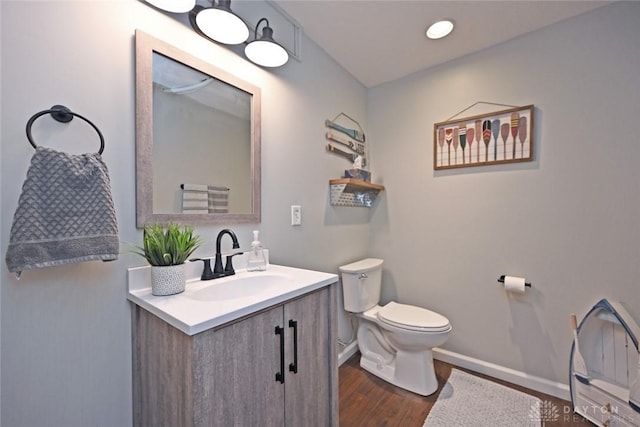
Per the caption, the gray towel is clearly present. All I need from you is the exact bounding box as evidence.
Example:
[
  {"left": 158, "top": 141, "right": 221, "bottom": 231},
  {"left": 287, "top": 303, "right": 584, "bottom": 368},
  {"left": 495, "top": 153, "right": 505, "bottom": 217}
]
[
  {"left": 208, "top": 185, "right": 229, "bottom": 214},
  {"left": 5, "top": 147, "right": 119, "bottom": 274},
  {"left": 181, "top": 183, "right": 208, "bottom": 214}
]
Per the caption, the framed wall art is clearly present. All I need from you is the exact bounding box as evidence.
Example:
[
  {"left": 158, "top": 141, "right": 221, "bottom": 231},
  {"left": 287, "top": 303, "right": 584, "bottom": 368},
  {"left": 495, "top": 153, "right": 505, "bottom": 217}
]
[{"left": 433, "top": 104, "right": 534, "bottom": 170}]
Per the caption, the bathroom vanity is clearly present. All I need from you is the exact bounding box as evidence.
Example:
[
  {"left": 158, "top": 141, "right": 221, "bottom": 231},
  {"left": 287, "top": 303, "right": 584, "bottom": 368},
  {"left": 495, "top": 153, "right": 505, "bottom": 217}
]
[{"left": 127, "top": 263, "right": 338, "bottom": 426}]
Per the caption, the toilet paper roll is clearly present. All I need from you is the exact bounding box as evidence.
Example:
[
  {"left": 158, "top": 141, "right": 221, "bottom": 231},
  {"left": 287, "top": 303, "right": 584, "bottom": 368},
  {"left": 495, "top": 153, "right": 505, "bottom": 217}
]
[{"left": 504, "top": 276, "right": 526, "bottom": 293}]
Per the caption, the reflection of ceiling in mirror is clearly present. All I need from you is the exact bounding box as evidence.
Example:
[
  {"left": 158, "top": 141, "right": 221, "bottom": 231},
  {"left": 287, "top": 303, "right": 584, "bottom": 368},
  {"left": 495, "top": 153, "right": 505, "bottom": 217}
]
[{"left": 152, "top": 53, "right": 250, "bottom": 120}]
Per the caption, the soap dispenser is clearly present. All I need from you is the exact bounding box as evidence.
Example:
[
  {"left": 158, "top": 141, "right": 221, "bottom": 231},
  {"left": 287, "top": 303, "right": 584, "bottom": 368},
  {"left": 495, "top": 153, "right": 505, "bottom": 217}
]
[{"left": 247, "top": 230, "right": 267, "bottom": 272}]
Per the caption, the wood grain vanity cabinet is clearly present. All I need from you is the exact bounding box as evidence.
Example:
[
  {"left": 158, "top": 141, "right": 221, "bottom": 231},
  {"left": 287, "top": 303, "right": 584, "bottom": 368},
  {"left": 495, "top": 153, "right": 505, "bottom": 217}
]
[{"left": 132, "top": 284, "right": 338, "bottom": 427}]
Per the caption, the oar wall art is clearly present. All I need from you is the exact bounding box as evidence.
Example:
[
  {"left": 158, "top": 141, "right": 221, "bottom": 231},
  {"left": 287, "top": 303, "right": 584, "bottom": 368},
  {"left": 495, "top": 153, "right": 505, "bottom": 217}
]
[
  {"left": 482, "top": 120, "right": 491, "bottom": 163},
  {"left": 433, "top": 104, "right": 534, "bottom": 170},
  {"left": 437, "top": 128, "right": 445, "bottom": 167},
  {"left": 466, "top": 127, "right": 475, "bottom": 165},
  {"left": 324, "top": 111, "right": 368, "bottom": 167}
]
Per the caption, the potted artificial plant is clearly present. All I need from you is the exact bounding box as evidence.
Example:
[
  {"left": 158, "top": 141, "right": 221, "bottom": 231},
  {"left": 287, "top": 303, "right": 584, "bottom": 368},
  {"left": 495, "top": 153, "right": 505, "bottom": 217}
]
[{"left": 133, "top": 223, "right": 203, "bottom": 296}]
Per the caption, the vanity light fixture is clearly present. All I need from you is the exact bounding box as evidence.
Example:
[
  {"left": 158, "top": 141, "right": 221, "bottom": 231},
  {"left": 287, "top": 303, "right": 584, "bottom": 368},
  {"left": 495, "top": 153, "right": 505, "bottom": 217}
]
[
  {"left": 426, "top": 20, "right": 454, "bottom": 40},
  {"left": 144, "top": 0, "right": 195, "bottom": 13},
  {"left": 191, "top": 0, "right": 249, "bottom": 45},
  {"left": 244, "top": 18, "right": 289, "bottom": 68}
]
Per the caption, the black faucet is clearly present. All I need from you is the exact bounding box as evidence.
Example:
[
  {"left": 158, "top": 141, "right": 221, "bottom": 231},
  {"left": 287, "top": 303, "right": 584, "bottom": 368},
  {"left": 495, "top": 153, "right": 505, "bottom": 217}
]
[
  {"left": 189, "top": 258, "right": 215, "bottom": 280},
  {"left": 213, "top": 229, "right": 242, "bottom": 279}
]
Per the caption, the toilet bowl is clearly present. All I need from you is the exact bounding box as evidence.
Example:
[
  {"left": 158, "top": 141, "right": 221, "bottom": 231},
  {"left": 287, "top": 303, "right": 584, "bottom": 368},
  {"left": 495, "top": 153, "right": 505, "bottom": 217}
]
[{"left": 339, "top": 258, "right": 451, "bottom": 396}]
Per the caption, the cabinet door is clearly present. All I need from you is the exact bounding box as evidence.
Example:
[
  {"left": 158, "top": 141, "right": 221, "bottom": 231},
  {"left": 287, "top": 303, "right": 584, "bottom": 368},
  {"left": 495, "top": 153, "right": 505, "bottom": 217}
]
[
  {"left": 284, "top": 285, "right": 338, "bottom": 426},
  {"left": 194, "top": 305, "right": 285, "bottom": 427}
]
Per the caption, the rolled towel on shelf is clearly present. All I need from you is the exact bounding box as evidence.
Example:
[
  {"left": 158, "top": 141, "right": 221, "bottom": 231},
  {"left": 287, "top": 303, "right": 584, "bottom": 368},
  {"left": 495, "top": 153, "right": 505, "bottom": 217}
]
[
  {"left": 208, "top": 186, "right": 229, "bottom": 214},
  {"left": 181, "top": 183, "right": 208, "bottom": 214}
]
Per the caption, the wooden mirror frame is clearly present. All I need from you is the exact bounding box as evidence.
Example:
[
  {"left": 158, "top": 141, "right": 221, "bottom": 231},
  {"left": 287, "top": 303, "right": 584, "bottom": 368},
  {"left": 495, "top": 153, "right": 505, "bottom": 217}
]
[{"left": 135, "top": 30, "right": 261, "bottom": 227}]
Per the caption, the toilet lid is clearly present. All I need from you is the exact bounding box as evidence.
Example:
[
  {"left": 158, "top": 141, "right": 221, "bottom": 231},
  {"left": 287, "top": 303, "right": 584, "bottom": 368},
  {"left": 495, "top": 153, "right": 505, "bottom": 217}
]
[{"left": 377, "top": 302, "right": 451, "bottom": 332}]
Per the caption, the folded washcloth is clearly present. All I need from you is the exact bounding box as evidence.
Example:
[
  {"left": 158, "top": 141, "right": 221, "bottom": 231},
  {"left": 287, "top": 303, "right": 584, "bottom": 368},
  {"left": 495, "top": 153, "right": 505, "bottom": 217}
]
[
  {"left": 5, "top": 147, "right": 119, "bottom": 274},
  {"left": 208, "top": 186, "right": 229, "bottom": 214},
  {"left": 182, "top": 183, "right": 208, "bottom": 214}
]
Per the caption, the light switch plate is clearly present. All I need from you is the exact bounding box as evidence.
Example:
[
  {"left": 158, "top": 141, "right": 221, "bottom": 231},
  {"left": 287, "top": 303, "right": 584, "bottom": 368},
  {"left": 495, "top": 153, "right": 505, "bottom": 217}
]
[{"left": 291, "top": 205, "right": 302, "bottom": 226}]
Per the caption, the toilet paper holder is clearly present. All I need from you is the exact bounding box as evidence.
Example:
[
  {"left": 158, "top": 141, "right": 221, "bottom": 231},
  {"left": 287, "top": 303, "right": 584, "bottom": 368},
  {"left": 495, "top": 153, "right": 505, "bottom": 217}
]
[{"left": 498, "top": 275, "right": 531, "bottom": 287}]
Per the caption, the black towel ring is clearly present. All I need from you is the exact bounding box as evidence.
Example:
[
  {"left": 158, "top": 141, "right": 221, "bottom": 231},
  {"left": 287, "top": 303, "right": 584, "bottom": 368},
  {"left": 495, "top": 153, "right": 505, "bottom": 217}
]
[{"left": 25, "top": 105, "right": 105, "bottom": 155}]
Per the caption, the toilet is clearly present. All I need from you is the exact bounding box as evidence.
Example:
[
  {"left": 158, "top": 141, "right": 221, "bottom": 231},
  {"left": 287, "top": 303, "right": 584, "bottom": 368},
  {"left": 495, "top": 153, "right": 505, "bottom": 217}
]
[{"left": 339, "top": 258, "right": 451, "bottom": 396}]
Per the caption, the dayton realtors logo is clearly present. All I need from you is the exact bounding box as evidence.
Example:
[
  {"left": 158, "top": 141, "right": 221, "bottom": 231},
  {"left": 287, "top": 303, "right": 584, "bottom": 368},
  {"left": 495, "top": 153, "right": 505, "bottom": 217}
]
[
  {"left": 529, "top": 400, "right": 560, "bottom": 423},
  {"left": 530, "top": 400, "right": 637, "bottom": 424}
]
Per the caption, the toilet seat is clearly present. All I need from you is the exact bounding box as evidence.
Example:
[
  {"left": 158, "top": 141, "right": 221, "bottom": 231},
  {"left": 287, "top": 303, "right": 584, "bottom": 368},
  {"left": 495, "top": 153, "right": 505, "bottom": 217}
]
[{"left": 378, "top": 302, "right": 451, "bottom": 332}]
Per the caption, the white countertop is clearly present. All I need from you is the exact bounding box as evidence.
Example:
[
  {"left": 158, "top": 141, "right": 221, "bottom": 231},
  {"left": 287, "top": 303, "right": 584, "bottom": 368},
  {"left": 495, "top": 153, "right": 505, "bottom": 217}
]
[{"left": 127, "top": 262, "right": 338, "bottom": 336}]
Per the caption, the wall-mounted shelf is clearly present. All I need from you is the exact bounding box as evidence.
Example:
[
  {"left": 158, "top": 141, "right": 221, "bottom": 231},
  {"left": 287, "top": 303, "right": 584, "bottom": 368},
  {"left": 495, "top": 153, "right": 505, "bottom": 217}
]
[{"left": 329, "top": 179, "right": 385, "bottom": 208}]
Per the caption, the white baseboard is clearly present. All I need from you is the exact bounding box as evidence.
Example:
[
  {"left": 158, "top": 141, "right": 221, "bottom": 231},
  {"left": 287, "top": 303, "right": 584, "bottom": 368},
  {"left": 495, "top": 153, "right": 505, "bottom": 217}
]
[
  {"left": 338, "top": 341, "right": 359, "bottom": 366},
  {"left": 433, "top": 348, "right": 570, "bottom": 401}
]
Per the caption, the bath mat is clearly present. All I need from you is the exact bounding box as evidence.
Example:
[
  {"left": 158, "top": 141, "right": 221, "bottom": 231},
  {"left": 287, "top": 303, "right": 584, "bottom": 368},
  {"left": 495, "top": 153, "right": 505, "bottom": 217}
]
[{"left": 423, "top": 369, "right": 542, "bottom": 427}]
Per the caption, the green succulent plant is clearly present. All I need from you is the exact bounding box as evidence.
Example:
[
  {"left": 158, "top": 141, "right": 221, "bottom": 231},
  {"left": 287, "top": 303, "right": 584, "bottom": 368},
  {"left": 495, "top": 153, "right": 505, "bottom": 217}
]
[{"left": 132, "top": 223, "right": 203, "bottom": 266}]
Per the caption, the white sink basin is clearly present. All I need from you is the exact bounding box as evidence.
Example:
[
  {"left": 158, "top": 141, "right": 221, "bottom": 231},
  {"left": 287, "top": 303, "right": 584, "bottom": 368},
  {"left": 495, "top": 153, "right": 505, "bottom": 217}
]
[
  {"left": 187, "top": 273, "right": 292, "bottom": 301},
  {"left": 127, "top": 264, "right": 338, "bottom": 335}
]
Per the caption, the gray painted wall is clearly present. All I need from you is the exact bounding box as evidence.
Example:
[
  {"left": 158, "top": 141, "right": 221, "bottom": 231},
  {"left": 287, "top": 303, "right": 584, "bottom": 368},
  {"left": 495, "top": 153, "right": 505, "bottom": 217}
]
[
  {"left": 0, "top": 1, "right": 367, "bottom": 426},
  {"left": 368, "top": 1, "right": 640, "bottom": 384}
]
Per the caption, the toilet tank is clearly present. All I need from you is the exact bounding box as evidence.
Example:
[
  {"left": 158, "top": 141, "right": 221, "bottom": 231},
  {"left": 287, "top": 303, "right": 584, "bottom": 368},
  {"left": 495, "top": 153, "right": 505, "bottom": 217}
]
[{"left": 339, "top": 258, "right": 383, "bottom": 313}]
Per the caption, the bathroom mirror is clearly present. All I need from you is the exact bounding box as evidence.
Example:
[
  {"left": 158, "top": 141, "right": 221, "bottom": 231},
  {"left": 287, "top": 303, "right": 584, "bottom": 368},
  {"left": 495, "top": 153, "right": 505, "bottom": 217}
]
[{"left": 135, "top": 30, "right": 261, "bottom": 227}]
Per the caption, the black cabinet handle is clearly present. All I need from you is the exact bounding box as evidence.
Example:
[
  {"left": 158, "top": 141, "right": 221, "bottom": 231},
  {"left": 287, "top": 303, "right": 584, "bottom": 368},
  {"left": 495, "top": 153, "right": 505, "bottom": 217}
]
[
  {"left": 288, "top": 319, "right": 298, "bottom": 374},
  {"left": 275, "top": 326, "right": 285, "bottom": 383}
]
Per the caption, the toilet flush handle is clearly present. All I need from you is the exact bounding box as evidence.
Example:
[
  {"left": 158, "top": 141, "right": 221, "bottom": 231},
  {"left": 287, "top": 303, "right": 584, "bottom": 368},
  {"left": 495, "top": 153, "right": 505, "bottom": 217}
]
[{"left": 359, "top": 273, "right": 368, "bottom": 280}]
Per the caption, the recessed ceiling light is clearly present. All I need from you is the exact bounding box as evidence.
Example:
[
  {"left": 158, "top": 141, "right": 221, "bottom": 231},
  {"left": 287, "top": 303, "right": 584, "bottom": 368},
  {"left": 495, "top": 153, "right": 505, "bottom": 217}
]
[{"left": 426, "top": 20, "right": 454, "bottom": 40}]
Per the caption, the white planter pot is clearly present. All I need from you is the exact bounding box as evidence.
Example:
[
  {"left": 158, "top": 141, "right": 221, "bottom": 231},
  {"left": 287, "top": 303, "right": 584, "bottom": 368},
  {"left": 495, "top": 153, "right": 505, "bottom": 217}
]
[{"left": 151, "top": 264, "right": 186, "bottom": 296}]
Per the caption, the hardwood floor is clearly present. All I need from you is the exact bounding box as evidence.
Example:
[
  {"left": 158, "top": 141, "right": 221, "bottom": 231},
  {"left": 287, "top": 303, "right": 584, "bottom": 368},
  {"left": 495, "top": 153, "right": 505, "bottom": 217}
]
[{"left": 339, "top": 353, "right": 591, "bottom": 426}]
